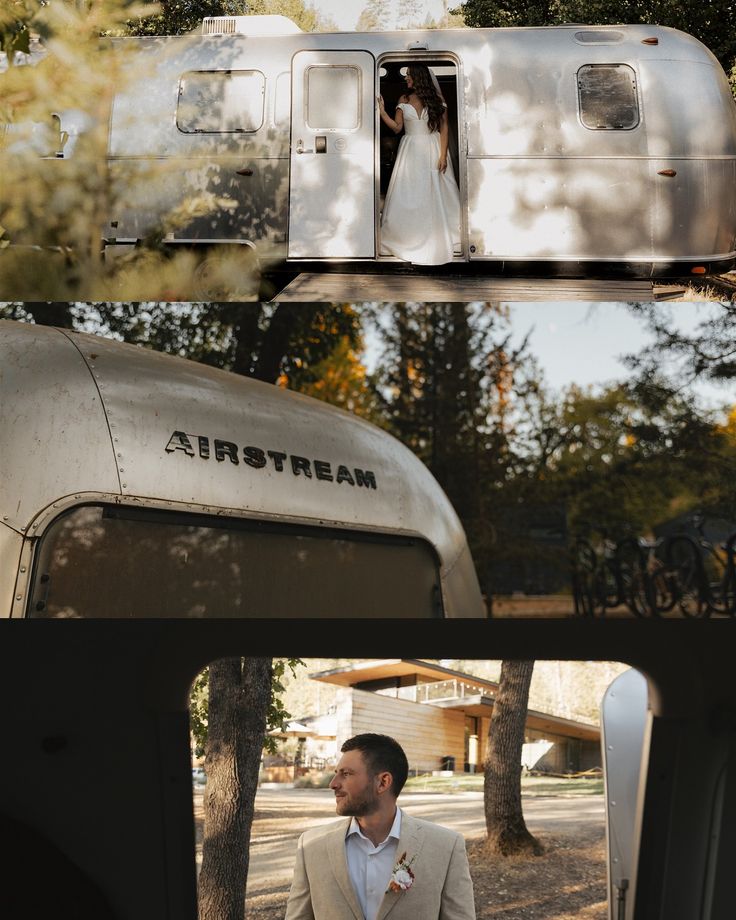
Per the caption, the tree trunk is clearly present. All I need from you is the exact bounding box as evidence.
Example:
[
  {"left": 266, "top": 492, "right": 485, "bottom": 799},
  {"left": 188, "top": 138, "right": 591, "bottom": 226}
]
[
  {"left": 24, "top": 303, "right": 75, "bottom": 327},
  {"left": 483, "top": 659, "right": 543, "bottom": 856},
  {"left": 198, "top": 657, "right": 273, "bottom": 920}
]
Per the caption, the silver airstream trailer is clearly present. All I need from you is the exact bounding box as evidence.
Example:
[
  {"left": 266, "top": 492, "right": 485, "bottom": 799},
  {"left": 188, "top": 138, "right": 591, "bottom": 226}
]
[
  {"left": 102, "top": 17, "right": 736, "bottom": 278},
  {"left": 0, "top": 318, "right": 485, "bottom": 619},
  {"left": 601, "top": 668, "right": 649, "bottom": 920}
]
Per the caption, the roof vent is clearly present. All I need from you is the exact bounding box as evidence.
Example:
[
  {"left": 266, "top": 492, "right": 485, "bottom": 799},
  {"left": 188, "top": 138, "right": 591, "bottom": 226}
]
[
  {"left": 201, "top": 15, "right": 303, "bottom": 36},
  {"left": 574, "top": 30, "right": 625, "bottom": 44}
]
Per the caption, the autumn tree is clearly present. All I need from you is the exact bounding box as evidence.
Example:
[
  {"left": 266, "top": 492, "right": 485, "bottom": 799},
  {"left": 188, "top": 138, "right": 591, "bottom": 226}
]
[
  {"left": 509, "top": 380, "right": 717, "bottom": 540},
  {"left": 621, "top": 302, "right": 736, "bottom": 521}
]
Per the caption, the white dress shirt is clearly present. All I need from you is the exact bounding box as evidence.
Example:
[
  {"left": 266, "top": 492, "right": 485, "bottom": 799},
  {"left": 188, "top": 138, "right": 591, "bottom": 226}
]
[{"left": 345, "top": 808, "right": 402, "bottom": 920}]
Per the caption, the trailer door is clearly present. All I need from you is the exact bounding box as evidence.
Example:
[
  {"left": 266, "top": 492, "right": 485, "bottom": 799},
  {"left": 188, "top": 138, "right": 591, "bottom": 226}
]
[{"left": 288, "top": 50, "right": 375, "bottom": 259}]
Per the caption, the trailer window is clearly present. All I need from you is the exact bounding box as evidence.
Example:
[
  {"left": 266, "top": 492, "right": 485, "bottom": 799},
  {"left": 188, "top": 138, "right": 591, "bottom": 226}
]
[
  {"left": 577, "top": 64, "right": 639, "bottom": 130},
  {"left": 177, "top": 71, "right": 265, "bottom": 134},
  {"left": 305, "top": 65, "right": 360, "bottom": 131},
  {"left": 28, "top": 505, "right": 443, "bottom": 619}
]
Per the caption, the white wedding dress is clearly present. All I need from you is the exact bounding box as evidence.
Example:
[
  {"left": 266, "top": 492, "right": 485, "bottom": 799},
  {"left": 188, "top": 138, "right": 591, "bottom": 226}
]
[{"left": 380, "top": 102, "right": 461, "bottom": 265}]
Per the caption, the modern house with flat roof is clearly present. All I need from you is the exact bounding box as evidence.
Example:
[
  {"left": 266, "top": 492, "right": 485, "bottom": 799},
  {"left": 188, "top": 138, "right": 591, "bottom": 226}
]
[{"left": 279, "top": 659, "right": 602, "bottom": 777}]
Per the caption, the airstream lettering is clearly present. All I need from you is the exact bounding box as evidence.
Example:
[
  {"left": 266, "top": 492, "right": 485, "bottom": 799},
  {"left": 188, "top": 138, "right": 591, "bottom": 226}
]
[
  {"left": 0, "top": 320, "right": 482, "bottom": 619},
  {"left": 165, "top": 428, "right": 379, "bottom": 486},
  {"left": 101, "top": 17, "right": 736, "bottom": 277}
]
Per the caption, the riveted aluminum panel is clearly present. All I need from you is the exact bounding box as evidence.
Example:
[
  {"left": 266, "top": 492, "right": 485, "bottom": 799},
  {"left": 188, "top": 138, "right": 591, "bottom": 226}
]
[
  {"left": 601, "top": 668, "right": 650, "bottom": 920},
  {"left": 638, "top": 60, "right": 736, "bottom": 159},
  {"left": 69, "top": 329, "right": 467, "bottom": 567},
  {"left": 0, "top": 321, "right": 484, "bottom": 615},
  {"left": 0, "top": 524, "right": 23, "bottom": 617},
  {"left": 467, "top": 158, "right": 654, "bottom": 260},
  {"left": 0, "top": 322, "right": 121, "bottom": 533},
  {"left": 467, "top": 156, "right": 736, "bottom": 261},
  {"left": 102, "top": 23, "right": 736, "bottom": 266}
]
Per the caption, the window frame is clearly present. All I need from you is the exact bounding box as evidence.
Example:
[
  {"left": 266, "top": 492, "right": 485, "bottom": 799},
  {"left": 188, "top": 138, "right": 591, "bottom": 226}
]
[
  {"left": 176, "top": 69, "right": 266, "bottom": 135},
  {"left": 576, "top": 63, "right": 640, "bottom": 131},
  {"left": 27, "top": 503, "right": 445, "bottom": 620}
]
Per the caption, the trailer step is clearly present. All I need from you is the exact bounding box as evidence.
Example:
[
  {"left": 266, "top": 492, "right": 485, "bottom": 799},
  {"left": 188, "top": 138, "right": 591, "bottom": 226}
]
[{"left": 271, "top": 273, "right": 685, "bottom": 302}]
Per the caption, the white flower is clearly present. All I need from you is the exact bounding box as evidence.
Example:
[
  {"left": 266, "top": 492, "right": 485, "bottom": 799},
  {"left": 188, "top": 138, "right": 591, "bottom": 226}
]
[
  {"left": 387, "top": 851, "right": 416, "bottom": 892},
  {"left": 392, "top": 869, "right": 414, "bottom": 890}
]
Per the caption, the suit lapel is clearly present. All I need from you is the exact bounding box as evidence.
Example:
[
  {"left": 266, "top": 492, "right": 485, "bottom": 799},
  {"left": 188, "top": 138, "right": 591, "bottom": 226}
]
[
  {"left": 327, "top": 819, "right": 365, "bottom": 920},
  {"left": 376, "top": 812, "right": 425, "bottom": 920}
]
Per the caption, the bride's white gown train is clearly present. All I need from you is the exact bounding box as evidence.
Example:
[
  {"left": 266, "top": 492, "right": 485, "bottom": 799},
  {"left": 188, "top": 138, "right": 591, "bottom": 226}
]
[{"left": 380, "top": 102, "right": 461, "bottom": 265}]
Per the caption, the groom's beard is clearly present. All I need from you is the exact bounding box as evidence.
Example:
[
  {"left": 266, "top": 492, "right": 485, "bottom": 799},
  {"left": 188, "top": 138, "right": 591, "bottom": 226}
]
[{"left": 335, "top": 787, "right": 379, "bottom": 817}]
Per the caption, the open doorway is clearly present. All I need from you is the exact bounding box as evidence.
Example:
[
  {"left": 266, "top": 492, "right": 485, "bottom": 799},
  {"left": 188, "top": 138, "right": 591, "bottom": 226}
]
[
  {"left": 377, "top": 57, "right": 463, "bottom": 261},
  {"left": 190, "top": 657, "right": 640, "bottom": 917}
]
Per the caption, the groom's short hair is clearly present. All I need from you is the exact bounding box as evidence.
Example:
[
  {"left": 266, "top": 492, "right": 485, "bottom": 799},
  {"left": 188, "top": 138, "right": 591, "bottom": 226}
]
[{"left": 341, "top": 733, "right": 409, "bottom": 796}]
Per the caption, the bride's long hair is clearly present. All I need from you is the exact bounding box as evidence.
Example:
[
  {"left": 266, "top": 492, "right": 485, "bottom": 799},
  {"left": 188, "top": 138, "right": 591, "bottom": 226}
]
[{"left": 407, "top": 65, "right": 445, "bottom": 133}]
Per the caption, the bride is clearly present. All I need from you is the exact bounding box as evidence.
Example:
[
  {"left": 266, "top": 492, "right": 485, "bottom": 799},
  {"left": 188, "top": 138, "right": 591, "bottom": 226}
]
[{"left": 378, "top": 64, "right": 461, "bottom": 266}]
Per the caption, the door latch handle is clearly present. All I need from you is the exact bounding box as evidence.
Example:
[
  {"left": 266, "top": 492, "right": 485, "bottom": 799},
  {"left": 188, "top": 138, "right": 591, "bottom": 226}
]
[{"left": 295, "top": 138, "right": 313, "bottom": 154}]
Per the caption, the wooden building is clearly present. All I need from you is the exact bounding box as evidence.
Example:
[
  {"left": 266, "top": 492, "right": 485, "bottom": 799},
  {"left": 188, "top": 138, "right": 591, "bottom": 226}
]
[{"left": 305, "top": 659, "right": 601, "bottom": 776}]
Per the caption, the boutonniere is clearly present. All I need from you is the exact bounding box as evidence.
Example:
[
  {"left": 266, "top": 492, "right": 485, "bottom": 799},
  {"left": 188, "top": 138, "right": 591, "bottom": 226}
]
[{"left": 387, "top": 851, "right": 416, "bottom": 892}]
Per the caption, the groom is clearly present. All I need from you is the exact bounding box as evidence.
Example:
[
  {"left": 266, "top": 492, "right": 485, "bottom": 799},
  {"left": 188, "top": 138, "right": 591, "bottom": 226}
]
[{"left": 284, "top": 733, "right": 476, "bottom": 920}]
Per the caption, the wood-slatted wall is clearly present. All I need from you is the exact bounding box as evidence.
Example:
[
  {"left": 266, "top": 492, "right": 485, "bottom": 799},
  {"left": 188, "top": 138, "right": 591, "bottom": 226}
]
[{"left": 337, "top": 687, "right": 466, "bottom": 774}]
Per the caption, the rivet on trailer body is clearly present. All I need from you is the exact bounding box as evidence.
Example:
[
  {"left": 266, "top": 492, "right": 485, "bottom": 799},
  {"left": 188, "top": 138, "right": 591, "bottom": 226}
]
[{"left": 16, "top": 595, "right": 22, "bottom": 601}]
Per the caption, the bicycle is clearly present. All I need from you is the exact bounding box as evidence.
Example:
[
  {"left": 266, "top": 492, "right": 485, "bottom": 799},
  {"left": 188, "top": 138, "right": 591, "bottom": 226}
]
[
  {"left": 571, "top": 534, "right": 639, "bottom": 617},
  {"left": 664, "top": 514, "right": 736, "bottom": 617},
  {"left": 613, "top": 537, "right": 651, "bottom": 617},
  {"left": 614, "top": 535, "right": 687, "bottom": 618},
  {"left": 571, "top": 537, "right": 598, "bottom": 617}
]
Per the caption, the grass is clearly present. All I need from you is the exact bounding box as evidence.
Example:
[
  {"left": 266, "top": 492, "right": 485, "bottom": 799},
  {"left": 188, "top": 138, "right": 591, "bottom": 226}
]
[
  {"left": 404, "top": 772, "right": 604, "bottom": 796},
  {"left": 658, "top": 279, "right": 736, "bottom": 301}
]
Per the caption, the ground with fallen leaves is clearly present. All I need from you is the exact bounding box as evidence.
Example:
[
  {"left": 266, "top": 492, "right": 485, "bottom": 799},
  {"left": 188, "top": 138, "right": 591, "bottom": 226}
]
[{"left": 241, "top": 824, "right": 607, "bottom": 920}]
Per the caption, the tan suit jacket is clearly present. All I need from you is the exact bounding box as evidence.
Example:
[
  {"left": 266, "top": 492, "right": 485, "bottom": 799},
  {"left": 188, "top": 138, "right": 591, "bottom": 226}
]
[{"left": 284, "top": 811, "right": 476, "bottom": 920}]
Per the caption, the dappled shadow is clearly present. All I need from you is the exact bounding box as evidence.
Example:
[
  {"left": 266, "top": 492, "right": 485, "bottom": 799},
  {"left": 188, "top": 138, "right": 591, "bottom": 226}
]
[{"left": 460, "top": 26, "right": 736, "bottom": 266}]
